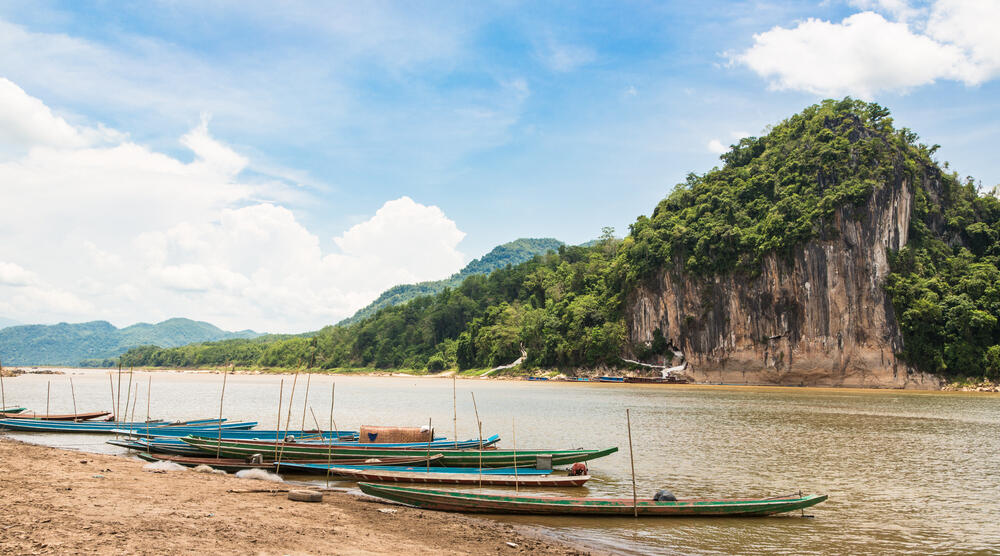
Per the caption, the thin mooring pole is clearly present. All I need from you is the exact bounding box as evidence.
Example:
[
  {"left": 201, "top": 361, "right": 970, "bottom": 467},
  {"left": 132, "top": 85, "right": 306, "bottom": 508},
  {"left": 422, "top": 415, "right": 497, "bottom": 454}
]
[
  {"left": 274, "top": 379, "right": 284, "bottom": 469},
  {"left": 216, "top": 367, "right": 229, "bottom": 458},
  {"left": 69, "top": 377, "right": 78, "bottom": 422},
  {"left": 326, "top": 381, "right": 335, "bottom": 488},
  {"left": 46, "top": 380, "right": 50, "bottom": 419},
  {"left": 471, "top": 392, "right": 483, "bottom": 488},
  {"left": 107, "top": 372, "right": 115, "bottom": 421},
  {"left": 146, "top": 375, "right": 151, "bottom": 422},
  {"left": 276, "top": 372, "right": 299, "bottom": 471},
  {"left": 426, "top": 417, "right": 433, "bottom": 472},
  {"left": 627, "top": 408, "right": 638, "bottom": 518},
  {"left": 452, "top": 375, "right": 458, "bottom": 449},
  {"left": 300, "top": 373, "right": 311, "bottom": 432},
  {"left": 1, "top": 358, "right": 6, "bottom": 413},
  {"left": 513, "top": 417, "right": 518, "bottom": 493},
  {"left": 124, "top": 367, "right": 134, "bottom": 425},
  {"left": 116, "top": 364, "right": 122, "bottom": 427}
]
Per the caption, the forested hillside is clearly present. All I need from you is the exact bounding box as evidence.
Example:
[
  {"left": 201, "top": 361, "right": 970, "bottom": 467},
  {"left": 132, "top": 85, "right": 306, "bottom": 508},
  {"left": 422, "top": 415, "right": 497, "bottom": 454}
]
[
  {"left": 337, "top": 238, "right": 564, "bottom": 326},
  {"left": 120, "top": 99, "right": 1000, "bottom": 381},
  {"left": 0, "top": 318, "right": 259, "bottom": 366}
]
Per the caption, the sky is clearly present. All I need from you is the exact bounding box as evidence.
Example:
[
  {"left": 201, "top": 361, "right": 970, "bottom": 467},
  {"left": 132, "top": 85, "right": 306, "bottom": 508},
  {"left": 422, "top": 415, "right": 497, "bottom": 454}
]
[{"left": 0, "top": 0, "right": 998, "bottom": 333}]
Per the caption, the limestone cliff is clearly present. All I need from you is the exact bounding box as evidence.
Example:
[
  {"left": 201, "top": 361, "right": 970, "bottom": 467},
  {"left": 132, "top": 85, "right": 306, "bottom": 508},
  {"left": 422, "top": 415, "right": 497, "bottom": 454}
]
[{"left": 626, "top": 149, "right": 943, "bottom": 389}]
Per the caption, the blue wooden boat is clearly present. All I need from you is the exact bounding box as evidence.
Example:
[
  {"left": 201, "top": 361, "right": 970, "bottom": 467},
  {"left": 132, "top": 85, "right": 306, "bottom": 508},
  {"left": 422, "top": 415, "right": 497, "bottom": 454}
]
[
  {"left": 113, "top": 428, "right": 358, "bottom": 441},
  {"left": 526, "top": 377, "right": 549, "bottom": 381},
  {"left": 108, "top": 437, "right": 206, "bottom": 456},
  {"left": 0, "top": 418, "right": 257, "bottom": 434},
  {"left": 278, "top": 463, "right": 553, "bottom": 475},
  {"left": 597, "top": 376, "right": 625, "bottom": 383}
]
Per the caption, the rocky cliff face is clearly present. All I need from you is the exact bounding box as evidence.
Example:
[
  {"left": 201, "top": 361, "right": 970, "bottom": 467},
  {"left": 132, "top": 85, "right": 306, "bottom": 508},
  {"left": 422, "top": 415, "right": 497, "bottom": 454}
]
[{"left": 627, "top": 169, "right": 943, "bottom": 389}]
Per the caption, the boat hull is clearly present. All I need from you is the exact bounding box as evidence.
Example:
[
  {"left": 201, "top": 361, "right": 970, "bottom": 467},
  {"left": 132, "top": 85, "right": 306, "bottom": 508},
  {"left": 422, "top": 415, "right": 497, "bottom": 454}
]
[
  {"left": 319, "top": 467, "right": 588, "bottom": 487},
  {"left": 136, "top": 453, "right": 443, "bottom": 472},
  {"left": 357, "top": 483, "right": 828, "bottom": 516},
  {"left": 180, "top": 436, "right": 617, "bottom": 467}
]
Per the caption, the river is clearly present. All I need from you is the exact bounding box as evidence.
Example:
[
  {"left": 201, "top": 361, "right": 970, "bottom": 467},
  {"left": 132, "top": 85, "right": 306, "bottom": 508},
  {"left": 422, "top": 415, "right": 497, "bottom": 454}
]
[{"left": 3, "top": 369, "right": 999, "bottom": 554}]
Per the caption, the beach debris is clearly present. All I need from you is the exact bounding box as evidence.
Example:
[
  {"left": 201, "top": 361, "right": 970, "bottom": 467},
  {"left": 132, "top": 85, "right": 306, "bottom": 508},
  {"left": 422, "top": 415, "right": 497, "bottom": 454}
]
[
  {"left": 288, "top": 489, "right": 323, "bottom": 503},
  {"left": 143, "top": 461, "right": 187, "bottom": 473},
  {"left": 506, "top": 542, "right": 518, "bottom": 548},
  {"left": 377, "top": 508, "right": 397, "bottom": 514},
  {"left": 91, "top": 474, "right": 105, "bottom": 479},
  {"left": 235, "top": 468, "right": 283, "bottom": 483}
]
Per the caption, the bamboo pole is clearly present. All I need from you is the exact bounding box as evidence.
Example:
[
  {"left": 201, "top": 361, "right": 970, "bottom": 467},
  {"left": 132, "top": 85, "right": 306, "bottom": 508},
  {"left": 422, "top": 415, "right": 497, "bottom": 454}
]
[
  {"left": 216, "top": 367, "right": 229, "bottom": 458},
  {"left": 300, "top": 373, "right": 311, "bottom": 433},
  {"left": 124, "top": 368, "right": 134, "bottom": 425},
  {"left": 275, "top": 379, "right": 284, "bottom": 466},
  {"left": 116, "top": 364, "right": 122, "bottom": 428},
  {"left": 107, "top": 372, "right": 115, "bottom": 421},
  {"left": 452, "top": 375, "right": 458, "bottom": 449},
  {"left": 426, "top": 418, "right": 433, "bottom": 472},
  {"left": 69, "top": 377, "right": 78, "bottom": 422},
  {"left": 1, "top": 358, "right": 6, "bottom": 414},
  {"left": 627, "top": 408, "right": 638, "bottom": 518},
  {"left": 326, "top": 381, "right": 335, "bottom": 488},
  {"left": 276, "top": 373, "right": 299, "bottom": 472},
  {"left": 46, "top": 381, "right": 50, "bottom": 419},
  {"left": 513, "top": 417, "right": 518, "bottom": 493},
  {"left": 471, "top": 392, "right": 483, "bottom": 488},
  {"left": 146, "top": 376, "right": 151, "bottom": 422}
]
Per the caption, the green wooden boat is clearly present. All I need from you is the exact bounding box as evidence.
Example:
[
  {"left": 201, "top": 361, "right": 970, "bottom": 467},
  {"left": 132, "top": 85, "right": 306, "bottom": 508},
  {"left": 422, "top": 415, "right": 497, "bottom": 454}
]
[
  {"left": 358, "top": 483, "right": 828, "bottom": 516},
  {"left": 180, "top": 435, "right": 617, "bottom": 467}
]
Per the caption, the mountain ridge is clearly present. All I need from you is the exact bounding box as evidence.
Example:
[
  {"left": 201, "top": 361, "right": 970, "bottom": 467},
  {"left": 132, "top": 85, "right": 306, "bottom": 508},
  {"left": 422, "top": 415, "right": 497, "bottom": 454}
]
[{"left": 0, "top": 318, "right": 260, "bottom": 366}]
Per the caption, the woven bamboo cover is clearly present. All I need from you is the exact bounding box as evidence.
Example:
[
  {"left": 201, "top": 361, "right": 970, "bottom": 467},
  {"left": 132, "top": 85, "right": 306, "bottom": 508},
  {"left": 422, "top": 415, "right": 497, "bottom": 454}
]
[{"left": 359, "top": 425, "right": 433, "bottom": 444}]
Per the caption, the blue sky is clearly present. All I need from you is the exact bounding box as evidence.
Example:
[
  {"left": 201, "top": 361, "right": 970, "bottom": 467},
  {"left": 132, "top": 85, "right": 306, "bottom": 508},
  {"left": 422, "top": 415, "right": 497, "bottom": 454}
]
[{"left": 0, "top": 0, "right": 997, "bottom": 331}]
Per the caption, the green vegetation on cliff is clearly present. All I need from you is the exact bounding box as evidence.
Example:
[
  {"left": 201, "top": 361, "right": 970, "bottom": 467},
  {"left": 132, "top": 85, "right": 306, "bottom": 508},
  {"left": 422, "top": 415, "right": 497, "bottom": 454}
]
[
  {"left": 119, "top": 99, "right": 999, "bottom": 380},
  {"left": 337, "top": 238, "right": 564, "bottom": 326}
]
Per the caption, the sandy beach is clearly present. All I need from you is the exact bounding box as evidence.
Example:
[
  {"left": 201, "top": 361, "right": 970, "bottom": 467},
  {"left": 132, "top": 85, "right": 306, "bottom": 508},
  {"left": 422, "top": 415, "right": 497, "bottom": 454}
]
[{"left": 0, "top": 437, "right": 590, "bottom": 555}]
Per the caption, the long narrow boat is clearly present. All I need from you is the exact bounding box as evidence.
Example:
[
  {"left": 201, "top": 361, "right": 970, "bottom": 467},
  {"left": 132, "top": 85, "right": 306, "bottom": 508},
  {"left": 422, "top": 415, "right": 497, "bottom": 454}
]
[
  {"left": 358, "top": 483, "right": 829, "bottom": 516},
  {"left": 305, "top": 467, "right": 589, "bottom": 487},
  {"left": 0, "top": 407, "right": 26, "bottom": 414},
  {"left": 116, "top": 428, "right": 359, "bottom": 441},
  {"left": 278, "top": 463, "right": 553, "bottom": 476},
  {"left": 0, "top": 419, "right": 257, "bottom": 433},
  {"left": 0, "top": 410, "right": 111, "bottom": 421},
  {"left": 135, "top": 452, "right": 445, "bottom": 473},
  {"left": 180, "top": 436, "right": 617, "bottom": 467}
]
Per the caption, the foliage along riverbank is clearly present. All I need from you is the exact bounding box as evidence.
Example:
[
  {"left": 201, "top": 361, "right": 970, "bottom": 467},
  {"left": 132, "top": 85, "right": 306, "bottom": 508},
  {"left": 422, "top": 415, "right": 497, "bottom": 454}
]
[{"left": 117, "top": 99, "right": 1000, "bottom": 384}]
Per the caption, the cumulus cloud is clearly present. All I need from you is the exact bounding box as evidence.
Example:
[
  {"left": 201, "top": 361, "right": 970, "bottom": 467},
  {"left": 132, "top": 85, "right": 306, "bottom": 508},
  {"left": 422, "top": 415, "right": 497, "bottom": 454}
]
[
  {"left": 0, "top": 78, "right": 467, "bottom": 332},
  {"left": 707, "top": 139, "right": 728, "bottom": 154},
  {"left": 731, "top": 1, "right": 1000, "bottom": 98}
]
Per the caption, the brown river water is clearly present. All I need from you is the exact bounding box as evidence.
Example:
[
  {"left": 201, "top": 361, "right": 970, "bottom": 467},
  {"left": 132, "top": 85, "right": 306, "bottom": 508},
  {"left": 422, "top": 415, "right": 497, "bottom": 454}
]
[{"left": 3, "top": 369, "right": 1000, "bottom": 554}]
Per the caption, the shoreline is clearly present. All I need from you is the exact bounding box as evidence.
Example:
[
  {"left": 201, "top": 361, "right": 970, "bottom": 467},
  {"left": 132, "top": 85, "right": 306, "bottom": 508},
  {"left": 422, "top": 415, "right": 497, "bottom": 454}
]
[
  {"left": 7, "top": 365, "right": 1000, "bottom": 394},
  {"left": 0, "top": 436, "right": 592, "bottom": 555}
]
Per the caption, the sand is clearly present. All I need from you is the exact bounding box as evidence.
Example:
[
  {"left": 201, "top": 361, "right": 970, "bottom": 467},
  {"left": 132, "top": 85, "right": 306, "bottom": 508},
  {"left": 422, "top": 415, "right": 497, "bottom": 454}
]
[{"left": 0, "top": 437, "right": 593, "bottom": 555}]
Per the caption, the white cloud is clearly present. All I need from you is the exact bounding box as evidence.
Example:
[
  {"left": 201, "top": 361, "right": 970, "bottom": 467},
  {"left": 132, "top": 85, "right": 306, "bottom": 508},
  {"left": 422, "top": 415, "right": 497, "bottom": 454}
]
[
  {"left": 0, "top": 262, "right": 36, "bottom": 286},
  {"left": 0, "top": 78, "right": 467, "bottom": 332},
  {"left": 707, "top": 139, "right": 728, "bottom": 154},
  {"left": 732, "top": 2, "right": 1000, "bottom": 98}
]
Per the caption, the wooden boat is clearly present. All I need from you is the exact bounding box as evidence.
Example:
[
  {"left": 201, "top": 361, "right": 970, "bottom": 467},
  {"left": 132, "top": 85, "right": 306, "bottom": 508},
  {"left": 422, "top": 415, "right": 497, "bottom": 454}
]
[
  {"left": 0, "top": 407, "right": 26, "bottom": 414},
  {"left": 526, "top": 377, "right": 549, "bottom": 381},
  {"left": 180, "top": 436, "right": 617, "bottom": 467},
  {"left": 135, "top": 452, "right": 444, "bottom": 473},
  {"left": 278, "top": 463, "right": 554, "bottom": 476},
  {"left": 0, "top": 410, "right": 111, "bottom": 421},
  {"left": 623, "top": 376, "right": 690, "bottom": 384},
  {"left": 597, "top": 376, "right": 625, "bottom": 383},
  {"left": 358, "top": 483, "right": 829, "bottom": 516},
  {"left": 303, "top": 466, "right": 589, "bottom": 487},
  {"left": 113, "top": 428, "right": 358, "bottom": 441},
  {"left": 0, "top": 418, "right": 257, "bottom": 434}
]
